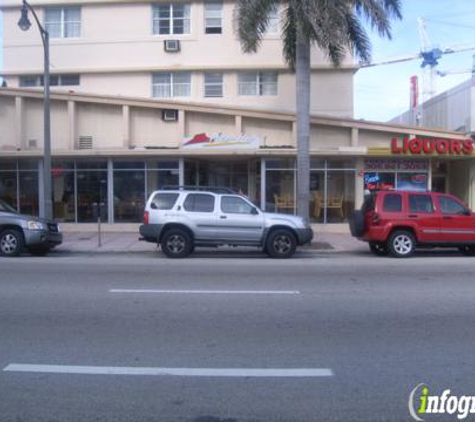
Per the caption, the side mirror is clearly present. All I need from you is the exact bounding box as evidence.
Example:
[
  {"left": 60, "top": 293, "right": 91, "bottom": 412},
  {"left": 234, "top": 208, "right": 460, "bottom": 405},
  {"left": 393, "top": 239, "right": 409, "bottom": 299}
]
[
  {"left": 150, "top": 202, "right": 158, "bottom": 210},
  {"left": 251, "top": 207, "right": 259, "bottom": 215},
  {"left": 464, "top": 209, "right": 472, "bottom": 216}
]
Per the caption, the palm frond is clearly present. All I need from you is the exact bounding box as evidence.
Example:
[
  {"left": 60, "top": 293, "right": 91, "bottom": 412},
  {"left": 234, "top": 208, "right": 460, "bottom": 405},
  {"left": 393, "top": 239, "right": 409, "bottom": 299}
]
[{"left": 235, "top": 0, "right": 281, "bottom": 53}]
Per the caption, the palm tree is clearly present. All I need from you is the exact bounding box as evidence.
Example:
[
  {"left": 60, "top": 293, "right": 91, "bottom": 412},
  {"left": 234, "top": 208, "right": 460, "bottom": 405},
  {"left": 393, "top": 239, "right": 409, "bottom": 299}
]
[{"left": 236, "top": 0, "right": 402, "bottom": 222}]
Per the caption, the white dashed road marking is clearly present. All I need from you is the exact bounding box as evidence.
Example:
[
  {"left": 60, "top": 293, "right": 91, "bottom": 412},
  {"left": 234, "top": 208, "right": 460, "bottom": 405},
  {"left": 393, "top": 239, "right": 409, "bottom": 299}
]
[
  {"left": 4, "top": 364, "right": 332, "bottom": 378},
  {"left": 109, "top": 289, "right": 301, "bottom": 295}
]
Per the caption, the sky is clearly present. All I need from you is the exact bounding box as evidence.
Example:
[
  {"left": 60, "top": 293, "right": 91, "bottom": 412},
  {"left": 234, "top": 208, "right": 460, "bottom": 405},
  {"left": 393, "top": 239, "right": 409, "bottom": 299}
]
[
  {"left": 355, "top": 0, "right": 475, "bottom": 122},
  {"left": 1, "top": 1, "right": 475, "bottom": 122}
]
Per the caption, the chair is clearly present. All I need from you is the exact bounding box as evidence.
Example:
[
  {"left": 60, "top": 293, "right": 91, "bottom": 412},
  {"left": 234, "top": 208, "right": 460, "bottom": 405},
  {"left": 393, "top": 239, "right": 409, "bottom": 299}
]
[
  {"left": 326, "top": 195, "right": 344, "bottom": 219},
  {"left": 274, "top": 194, "right": 294, "bottom": 212},
  {"left": 313, "top": 192, "right": 323, "bottom": 218}
]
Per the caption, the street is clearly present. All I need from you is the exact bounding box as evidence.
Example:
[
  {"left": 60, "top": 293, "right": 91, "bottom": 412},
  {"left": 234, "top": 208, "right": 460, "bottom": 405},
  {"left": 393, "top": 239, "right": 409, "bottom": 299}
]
[{"left": 1, "top": 250, "right": 475, "bottom": 421}]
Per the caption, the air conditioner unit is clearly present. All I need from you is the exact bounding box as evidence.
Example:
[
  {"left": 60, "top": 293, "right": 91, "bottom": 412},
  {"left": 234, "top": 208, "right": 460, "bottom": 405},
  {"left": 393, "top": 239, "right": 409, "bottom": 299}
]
[
  {"left": 28, "top": 139, "right": 38, "bottom": 149},
  {"left": 78, "top": 136, "right": 93, "bottom": 150},
  {"left": 164, "top": 40, "right": 180, "bottom": 52},
  {"left": 162, "top": 109, "right": 179, "bottom": 122}
]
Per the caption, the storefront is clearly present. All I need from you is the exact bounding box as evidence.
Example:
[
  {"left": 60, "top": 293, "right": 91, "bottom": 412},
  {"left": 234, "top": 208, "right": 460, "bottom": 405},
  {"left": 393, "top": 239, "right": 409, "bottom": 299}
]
[{"left": 1, "top": 88, "right": 474, "bottom": 227}]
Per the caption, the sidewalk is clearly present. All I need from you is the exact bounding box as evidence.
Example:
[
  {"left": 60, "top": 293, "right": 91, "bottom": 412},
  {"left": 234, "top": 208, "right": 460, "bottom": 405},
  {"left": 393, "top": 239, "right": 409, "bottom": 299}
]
[{"left": 58, "top": 230, "right": 367, "bottom": 255}]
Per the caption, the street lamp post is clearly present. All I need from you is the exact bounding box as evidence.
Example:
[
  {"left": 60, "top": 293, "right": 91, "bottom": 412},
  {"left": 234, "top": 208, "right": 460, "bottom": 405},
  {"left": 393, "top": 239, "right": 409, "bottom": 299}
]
[{"left": 18, "top": 0, "right": 52, "bottom": 220}]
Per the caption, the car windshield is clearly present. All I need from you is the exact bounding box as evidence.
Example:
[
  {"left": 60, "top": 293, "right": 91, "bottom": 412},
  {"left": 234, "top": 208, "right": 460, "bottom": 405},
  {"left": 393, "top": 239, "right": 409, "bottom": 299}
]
[{"left": 0, "top": 199, "right": 18, "bottom": 213}]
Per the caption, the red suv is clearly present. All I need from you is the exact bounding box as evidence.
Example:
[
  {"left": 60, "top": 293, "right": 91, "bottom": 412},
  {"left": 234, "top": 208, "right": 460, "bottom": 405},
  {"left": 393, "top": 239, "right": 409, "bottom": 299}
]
[{"left": 350, "top": 190, "right": 475, "bottom": 257}]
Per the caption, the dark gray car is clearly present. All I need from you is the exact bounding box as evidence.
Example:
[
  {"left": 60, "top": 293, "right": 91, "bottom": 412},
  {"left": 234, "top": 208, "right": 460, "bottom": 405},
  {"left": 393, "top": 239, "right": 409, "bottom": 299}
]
[{"left": 0, "top": 199, "right": 63, "bottom": 257}]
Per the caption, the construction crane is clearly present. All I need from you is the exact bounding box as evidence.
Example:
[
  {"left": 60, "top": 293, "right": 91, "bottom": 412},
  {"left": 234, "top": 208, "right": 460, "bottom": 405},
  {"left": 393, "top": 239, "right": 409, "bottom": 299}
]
[
  {"left": 437, "top": 53, "right": 475, "bottom": 77},
  {"left": 359, "top": 18, "right": 475, "bottom": 102}
]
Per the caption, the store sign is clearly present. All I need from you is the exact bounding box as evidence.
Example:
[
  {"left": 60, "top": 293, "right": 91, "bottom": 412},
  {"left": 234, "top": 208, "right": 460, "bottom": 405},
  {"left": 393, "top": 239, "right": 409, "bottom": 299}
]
[
  {"left": 365, "top": 158, "right": 428, "bottom": 171},
  {"left": 182, "top": 133, "right": 262, "bottom": 149},
  {"left": 391, "top": 136, "right": 474, "bottom": 156}
]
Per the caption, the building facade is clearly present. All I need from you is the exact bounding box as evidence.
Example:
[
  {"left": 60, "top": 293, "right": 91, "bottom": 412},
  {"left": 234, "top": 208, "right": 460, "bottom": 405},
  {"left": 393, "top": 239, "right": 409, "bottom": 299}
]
[
  {"left": 1, "top": 88, "right": 474, "bottom": 227},
  {"left": 1, "top": 1, "right": 475, "bottom": 228},
  {"left": 1, "top": 0, "right": 355, "bottom": 117}
]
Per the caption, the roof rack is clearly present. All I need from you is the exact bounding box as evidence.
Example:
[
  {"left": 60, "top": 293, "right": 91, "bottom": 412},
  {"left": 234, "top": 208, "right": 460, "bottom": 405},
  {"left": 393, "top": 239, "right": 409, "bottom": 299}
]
[{"left": 159, "top": 185, "right": 238, "bottom": 194}]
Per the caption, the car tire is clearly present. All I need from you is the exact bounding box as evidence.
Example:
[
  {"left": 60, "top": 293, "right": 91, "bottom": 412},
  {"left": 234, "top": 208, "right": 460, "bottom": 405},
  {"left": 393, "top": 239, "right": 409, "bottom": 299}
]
[
  {"left": 387, "top": 230, "right": 416, "bottom": 258},
  {"left": 369, "top": 242, "right": 389, "bottom": 256},
  {"left": 28, "top": 246, "right": 51, "bottom": 257},
  {"left": 459, "top": 245, "right": 475, "bottom": 256},
  {"left": 349, "top": 210, "right": 365, "bottom": 237},
  {"left": 265, "top": 229, "right": 297, "bottom": 259},
  {"left": 0, "top": 229, "right": 24, "bottom": 257},
  {"left": 161, "top": 229, "right": 193, "bottom": 258}
]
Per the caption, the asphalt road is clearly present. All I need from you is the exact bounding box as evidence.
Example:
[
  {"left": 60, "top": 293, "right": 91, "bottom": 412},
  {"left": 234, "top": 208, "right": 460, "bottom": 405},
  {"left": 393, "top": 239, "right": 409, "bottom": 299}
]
[{"left": 1, "top": 249, "right": 475, "bottom": 422}]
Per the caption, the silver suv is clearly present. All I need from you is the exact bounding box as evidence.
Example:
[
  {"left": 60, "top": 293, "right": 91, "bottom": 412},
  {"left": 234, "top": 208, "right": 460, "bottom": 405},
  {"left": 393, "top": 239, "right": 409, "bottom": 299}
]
[
  {"left": 139, "top": 188, "right": 313, "bottom": 258},
  {"left": 0, "top": 199, "right": 63, "bottom": 257}
]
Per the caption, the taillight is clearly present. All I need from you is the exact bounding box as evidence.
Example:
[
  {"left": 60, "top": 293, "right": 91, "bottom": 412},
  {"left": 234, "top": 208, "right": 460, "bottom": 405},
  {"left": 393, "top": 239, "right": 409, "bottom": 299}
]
[
  {"left": 143, "top": 211, "right": 149, "bottom": 225},
  {"left": 371, "top": 212, "right": 380, "bottom": 225}
]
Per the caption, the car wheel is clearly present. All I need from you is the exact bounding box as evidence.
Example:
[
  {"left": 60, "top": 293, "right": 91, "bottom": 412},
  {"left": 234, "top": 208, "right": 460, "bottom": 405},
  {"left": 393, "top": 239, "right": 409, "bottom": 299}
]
[
  {"left": 459, "top": 245, "right": 475, "bottom": 256},
  {"left": 0, "top": 229, "right": 24, "bottom": 257},
  {"left": 28, "top": 246, "right": 51, "bottom": 257},
  {"left": 387, "top": 230, "right": 416, "bottom": 258},
  {"left": 161, "top": 229, "right": 193, "bottom": 258},
  {"left": 266, "top": 229, "right": 297, "bottom": 259},
  {"left": 369, "top": 242, "right": 389, "bottom": 256}
]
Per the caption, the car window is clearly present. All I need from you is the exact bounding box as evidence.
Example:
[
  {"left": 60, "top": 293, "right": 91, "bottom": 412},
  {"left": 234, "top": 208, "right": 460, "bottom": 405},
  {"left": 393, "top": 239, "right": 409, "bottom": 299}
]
[
  {"left": 0, "top": 199, "right": 17, "bottom": 213},
  {"left": 439, "top": 196, "right": 467, "bottom": 214},
  {"left": 183, "top": 193, "right": 215, "bottom": 212},
  {"left": 383, "top": 194, "right": 402, "bottom": 212},
  {"left": 409, "top": 194, "right": 434, "bottom": 213},
  {"left": 221, "top": 196, "right": 254, "bottom": 214},
  {"left": 151, "top": 193, "right": 179, "bottom": 210}
]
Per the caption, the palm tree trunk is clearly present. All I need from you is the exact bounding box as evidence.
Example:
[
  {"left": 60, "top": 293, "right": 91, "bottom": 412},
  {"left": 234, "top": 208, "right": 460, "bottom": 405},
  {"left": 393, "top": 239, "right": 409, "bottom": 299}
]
[{"left": 296, "top": 30, "right": 311, "bottom": 222}]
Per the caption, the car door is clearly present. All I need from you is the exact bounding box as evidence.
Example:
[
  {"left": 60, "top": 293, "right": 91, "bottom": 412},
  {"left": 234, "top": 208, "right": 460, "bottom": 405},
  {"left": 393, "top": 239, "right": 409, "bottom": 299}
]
[
  {"left": 181, "top": 193, "right": 217, "bottom": 240},
  {"left": 406, "top": 193, "right": 440, "bottom": 242},
  {"left": 216, "top": 195, "right": 264, "bottom": 243},
  {"left": 436, "top": 195, "right": 475, "bottom": 243}
]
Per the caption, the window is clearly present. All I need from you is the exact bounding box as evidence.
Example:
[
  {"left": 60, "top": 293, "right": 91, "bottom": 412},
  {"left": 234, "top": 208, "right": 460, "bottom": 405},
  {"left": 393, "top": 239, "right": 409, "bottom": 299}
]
[
  {"left": 45, "top": 7, "right": 81, "bottom": 38},
  {"left": 238, "top": 72, "right": 278, "bottom": 96},
  {"left": 204, "top": 1, "right": 222, "bottom": 34},
  {"left": 204, "top": 73, "right": 223, "bottom": 97},
  {"left": 152, "top": 72, "right": 191, "bottom": 98},
  {"left": 383, "top": 194, "right": 402, "bottom": 212},
  {"left": 265, "top": 5, "right": 279, "bottom": 34},
  {"left": 409, "top": 194, "right": 434, "bottom": 213},
  {"left": 183, "top": 193, "right": 215, "bottom": 212},
  {"left": 439, "top": 196, "right": 466, "bottom": 214},
  {"left": 153, "top": 3, "right": 191, "bottom": 35},
  {"left": 19, "top": 76, "right": 41, "bottom": 87},
  {"left": 221, "top": 196, "right": 254, "bottom": 214},
  {"left": 19, "top": 74, "right": 80, "bottom": 87},
  {"left": 151, "top": 193, "right": 179, "bottom": 210}
]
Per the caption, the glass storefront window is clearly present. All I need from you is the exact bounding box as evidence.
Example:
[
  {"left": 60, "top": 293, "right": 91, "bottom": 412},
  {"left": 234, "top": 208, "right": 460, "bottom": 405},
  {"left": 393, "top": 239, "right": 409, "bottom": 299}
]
[
  {"left": 19, "top": 171, "right": 39, "bottom": 216},
  {"left": 327, "top": 158, "right": 356, "bottom": 169},
  {"left": 0, "top": 171, "right": 18, "bottom": 210},
  {"left": 326, "top": 171, "right": 355, "bottom": 223},
  {"left": 310, "top": 171, "right": 324, "bottom": 223},
  {"left": 114, "top": 170, "right": 145, "bottom": 222},
  {"left": 146, "top": 160, "right": 179, "bottom": 170},
  {"left": 77, "top": 170, "right": 108, "bottom": 222},
  {"left": 364, "top": 172, "right": 396, "bottom": 191},
  {"left": 52, "top": 168, "right": 75, "bottom": 222},
  {"left": 396, "top": 173, "right": 428, "bottom": 191},
  {"left": 146, "top": 170, "right": 179, "bottom": 196},
  {"left": 266, "top": 170, "right": 295, "bottom": 214},
  {"left": 266, "top": 158, "right": 295, "bottom": 170},
  {"left": 114, "top": 161, "right": 145, "bottom": 170}
]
